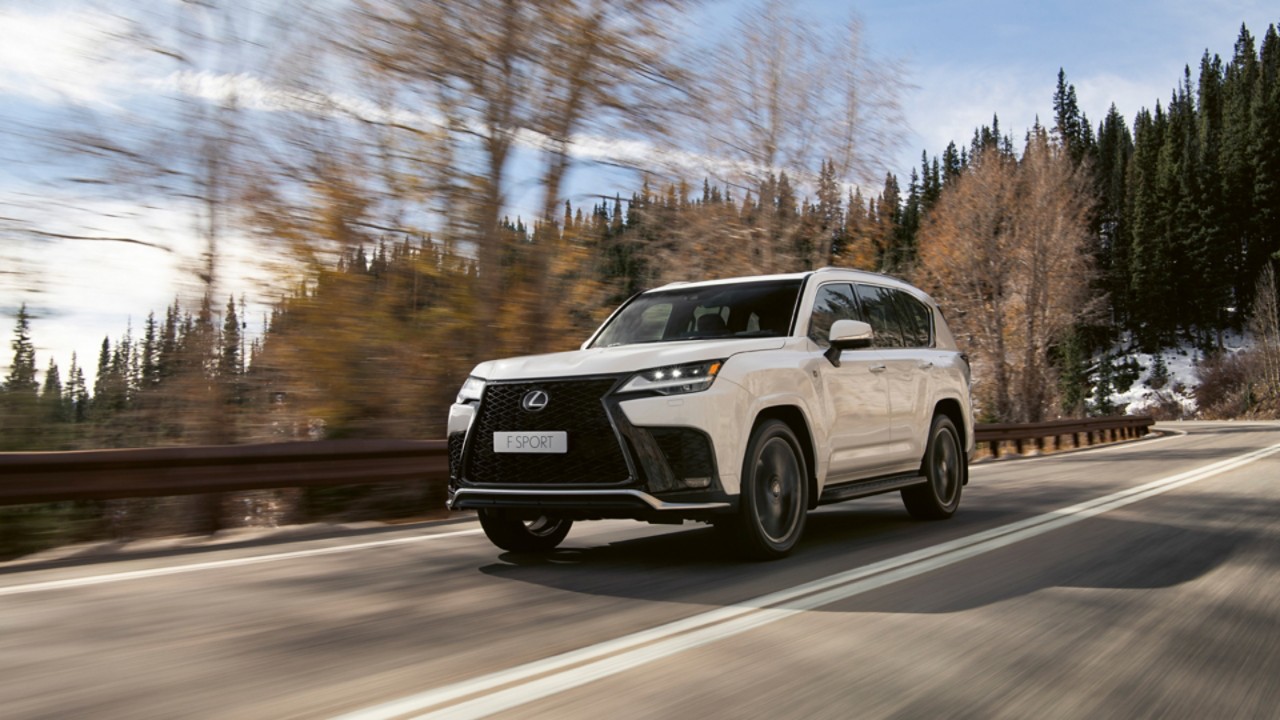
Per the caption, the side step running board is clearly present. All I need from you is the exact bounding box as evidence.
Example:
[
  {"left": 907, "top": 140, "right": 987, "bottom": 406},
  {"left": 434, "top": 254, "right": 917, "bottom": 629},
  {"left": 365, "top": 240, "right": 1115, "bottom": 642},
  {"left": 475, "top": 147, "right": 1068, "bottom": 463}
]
[{"left": 818, "top": 473, "right": 927, "bottom": 505}]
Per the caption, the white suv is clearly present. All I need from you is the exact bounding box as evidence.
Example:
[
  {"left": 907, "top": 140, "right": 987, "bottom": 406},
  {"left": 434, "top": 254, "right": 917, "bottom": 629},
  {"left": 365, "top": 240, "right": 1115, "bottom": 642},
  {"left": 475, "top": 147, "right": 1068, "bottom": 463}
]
[{"left": 447, "top": 268, "right": 973, "bottom": 559}]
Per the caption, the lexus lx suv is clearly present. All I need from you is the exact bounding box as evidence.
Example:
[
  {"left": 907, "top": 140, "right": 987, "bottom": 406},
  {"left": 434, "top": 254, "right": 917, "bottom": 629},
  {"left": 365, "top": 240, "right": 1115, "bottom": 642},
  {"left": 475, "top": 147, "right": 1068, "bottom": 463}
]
[{"left": 447, "top": 268, "right": 973, "bottom": 559}]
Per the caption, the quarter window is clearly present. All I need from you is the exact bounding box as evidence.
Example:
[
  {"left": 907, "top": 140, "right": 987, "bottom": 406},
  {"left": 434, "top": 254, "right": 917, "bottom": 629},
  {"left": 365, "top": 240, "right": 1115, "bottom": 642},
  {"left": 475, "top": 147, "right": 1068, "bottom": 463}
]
[
  {"left": 854, "top": 284, "right": 905, "bottom": 348},
  {"left": 891, "top": 290, "right": 933, "bottom": 347}
]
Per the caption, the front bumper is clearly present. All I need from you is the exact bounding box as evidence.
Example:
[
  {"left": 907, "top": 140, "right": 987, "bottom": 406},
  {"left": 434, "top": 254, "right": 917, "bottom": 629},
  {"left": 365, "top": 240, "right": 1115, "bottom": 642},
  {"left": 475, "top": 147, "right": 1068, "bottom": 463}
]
[
  {"left": 448, "top": 487, "right": 731, "bottom": 522},
  {"left": 447, "top": 375, "right": 751, "bottom": 518}
]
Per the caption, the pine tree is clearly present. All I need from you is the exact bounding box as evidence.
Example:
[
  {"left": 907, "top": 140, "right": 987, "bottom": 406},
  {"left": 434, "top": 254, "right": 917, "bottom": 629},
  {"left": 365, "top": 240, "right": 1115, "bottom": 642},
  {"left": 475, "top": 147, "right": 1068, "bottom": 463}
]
[
  {"left": 1053, "top": 69, "right": 1094, "bottom": 165},
  {"left": 0, "top": 304, "right": 40, "bottom": 450},
  {"left": 814, "top": 159, "right": 844, "bottom": 265},
  {"left": 898, "top": 168, "right": 922, "bottom": 269},
  {"left": 41, "top": 358, "right": 65, "bottom": 424},
  {"left": 1251, "top": 25, "right": 1280, "bottom": 286},
  {"left": 877, "top": 172, "right": 902, "bottom": 271},
  {"left": 3, "top": 304, "right": 38, "bottom": 396},
  {"left": 141, "top": 312, "right": 159, "bottom": 390},
  {"left": 1127, "top": 105, "right": 1168, "bottom": 348},
  {"left": 222, "top": 295, "right": 242, "bottom": 378},
  {"left": 65, "top": 353, "right": 88, "bottom": 423},
  {"left": 1096, "top": 104, "right": 1134, "bottom": 323},
  {"left": 942, "top": 141, "right": 963, "bottom": 183},
  {"left": 1195, "top": 51, "right": 1231, "bottom": 335}
]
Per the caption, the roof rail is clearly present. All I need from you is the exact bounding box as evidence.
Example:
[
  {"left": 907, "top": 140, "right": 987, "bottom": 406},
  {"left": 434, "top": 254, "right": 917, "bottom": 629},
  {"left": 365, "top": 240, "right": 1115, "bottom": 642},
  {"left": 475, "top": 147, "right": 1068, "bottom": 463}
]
[{"left": 814, "top": 265, "right": 908, "bottom": 283}]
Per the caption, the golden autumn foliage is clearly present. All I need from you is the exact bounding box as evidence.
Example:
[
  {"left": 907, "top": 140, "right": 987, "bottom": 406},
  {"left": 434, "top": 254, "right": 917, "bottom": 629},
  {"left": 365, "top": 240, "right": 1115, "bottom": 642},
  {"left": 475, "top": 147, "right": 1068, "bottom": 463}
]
[{"left": 915, "top": 130, "right": 1096, "bottom": 423}]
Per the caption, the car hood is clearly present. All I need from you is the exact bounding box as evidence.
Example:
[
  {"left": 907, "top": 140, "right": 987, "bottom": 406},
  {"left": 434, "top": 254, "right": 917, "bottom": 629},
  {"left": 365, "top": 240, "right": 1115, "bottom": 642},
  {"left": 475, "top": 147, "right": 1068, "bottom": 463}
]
[{"left": 471, "top": 337, "right": 787, "bottom": 381}]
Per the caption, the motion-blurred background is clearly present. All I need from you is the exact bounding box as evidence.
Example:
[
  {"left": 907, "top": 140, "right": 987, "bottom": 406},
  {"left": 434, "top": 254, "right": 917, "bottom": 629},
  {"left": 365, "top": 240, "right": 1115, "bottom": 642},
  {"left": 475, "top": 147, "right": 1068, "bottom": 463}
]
[{"left": 1, "top": 1, "right": 1278, "bottom": 552}]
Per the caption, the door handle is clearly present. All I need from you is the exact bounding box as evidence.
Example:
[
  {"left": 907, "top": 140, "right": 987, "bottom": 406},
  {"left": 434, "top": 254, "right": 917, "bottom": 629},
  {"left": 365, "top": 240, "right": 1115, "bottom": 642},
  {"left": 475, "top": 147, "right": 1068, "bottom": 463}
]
[
  {"left": 869, "top": 364, "right": 887, "bottom": 373},
  {"left": 918, "top": 361, "right": 934, "bottom": 370}
]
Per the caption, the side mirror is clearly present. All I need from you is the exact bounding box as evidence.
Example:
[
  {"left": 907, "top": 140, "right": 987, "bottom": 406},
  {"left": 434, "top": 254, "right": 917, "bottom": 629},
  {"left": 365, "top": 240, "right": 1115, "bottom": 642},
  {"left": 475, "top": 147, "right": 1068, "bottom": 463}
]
[{"left": 824, "top": 319, "right": 874, "bottom": 367}]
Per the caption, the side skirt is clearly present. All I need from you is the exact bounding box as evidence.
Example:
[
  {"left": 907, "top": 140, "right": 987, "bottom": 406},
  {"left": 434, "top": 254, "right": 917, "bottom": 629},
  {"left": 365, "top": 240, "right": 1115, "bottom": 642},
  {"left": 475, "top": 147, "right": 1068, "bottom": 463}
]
[{"left": 818, "top": 473, "right": 927, "bottom": 505}]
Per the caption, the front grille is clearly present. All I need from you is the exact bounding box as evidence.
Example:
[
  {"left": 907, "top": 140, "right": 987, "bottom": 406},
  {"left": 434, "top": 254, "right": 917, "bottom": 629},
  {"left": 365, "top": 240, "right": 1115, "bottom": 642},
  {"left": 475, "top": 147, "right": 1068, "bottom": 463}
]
[{"left": 464, "top": 378, "right": 632, "bottom": 485}]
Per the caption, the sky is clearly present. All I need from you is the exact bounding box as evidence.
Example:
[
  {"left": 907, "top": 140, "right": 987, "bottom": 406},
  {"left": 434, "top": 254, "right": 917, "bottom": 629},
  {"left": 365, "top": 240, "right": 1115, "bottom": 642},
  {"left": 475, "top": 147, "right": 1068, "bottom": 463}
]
[{"left": 2, "top": 0, "right": 1278, "bottom": 386}]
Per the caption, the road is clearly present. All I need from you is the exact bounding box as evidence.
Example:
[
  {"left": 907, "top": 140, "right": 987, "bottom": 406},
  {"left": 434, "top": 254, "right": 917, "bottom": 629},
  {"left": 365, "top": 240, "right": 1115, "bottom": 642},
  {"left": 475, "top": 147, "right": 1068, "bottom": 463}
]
[{"left": 1, "top": 421, "right": 1278, "bottom": 719}]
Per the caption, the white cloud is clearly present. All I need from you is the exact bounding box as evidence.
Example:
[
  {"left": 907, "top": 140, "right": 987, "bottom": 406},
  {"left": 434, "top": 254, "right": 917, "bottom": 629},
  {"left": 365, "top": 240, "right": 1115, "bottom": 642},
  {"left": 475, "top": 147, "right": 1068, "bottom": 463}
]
[
  {"left": 1073, "top": 72, "right": 1173, "bottom": 128},
  {"left": 147, "top": 70, "right": 434, "bottom": 127},
  {"left": 901, "top": 65, "right": 1049, "bottom": 164},
  {"left": 0, "top": 5, "right": 148, "bottom": 107}
]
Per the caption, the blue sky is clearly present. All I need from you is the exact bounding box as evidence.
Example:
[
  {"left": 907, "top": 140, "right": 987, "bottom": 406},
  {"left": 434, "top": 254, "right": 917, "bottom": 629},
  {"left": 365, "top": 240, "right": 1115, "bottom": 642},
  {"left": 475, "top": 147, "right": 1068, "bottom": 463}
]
[
  {"left": 2, "top": 0, "right": 1278, "bottom": 384},
  {"left": 818, "top": 0, "right": 1277, "bottom": 175}
]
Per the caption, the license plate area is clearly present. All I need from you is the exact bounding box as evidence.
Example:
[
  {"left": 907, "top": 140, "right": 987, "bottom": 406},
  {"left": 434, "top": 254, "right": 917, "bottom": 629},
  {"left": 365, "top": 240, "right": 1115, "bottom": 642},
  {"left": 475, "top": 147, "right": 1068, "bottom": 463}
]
[{"left": 493, "top": 431, "right": 568, "bottom": 454}]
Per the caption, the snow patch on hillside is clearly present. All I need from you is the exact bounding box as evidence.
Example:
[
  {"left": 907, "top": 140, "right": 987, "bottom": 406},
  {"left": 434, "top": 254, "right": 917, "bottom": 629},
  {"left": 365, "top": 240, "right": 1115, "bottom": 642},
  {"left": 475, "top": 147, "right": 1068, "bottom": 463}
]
[{"left": 1099, "top": 331, "right": 1249, "bottom": 416}]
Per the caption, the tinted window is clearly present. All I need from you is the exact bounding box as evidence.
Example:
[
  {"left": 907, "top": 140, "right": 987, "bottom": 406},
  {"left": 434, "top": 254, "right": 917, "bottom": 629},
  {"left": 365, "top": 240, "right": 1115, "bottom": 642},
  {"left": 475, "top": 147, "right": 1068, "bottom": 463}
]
[
  {"left": 854, "top": 284, "right": 905, "bottom": 348},
  {"left": 807, "top": 283, "right": 862, "bottom": 347},
  {"left": 591, "top": 279, "right": 801, "bottom": 348},
  {"left": 891, "top": 290, "right": 933, "bottom": 347}
]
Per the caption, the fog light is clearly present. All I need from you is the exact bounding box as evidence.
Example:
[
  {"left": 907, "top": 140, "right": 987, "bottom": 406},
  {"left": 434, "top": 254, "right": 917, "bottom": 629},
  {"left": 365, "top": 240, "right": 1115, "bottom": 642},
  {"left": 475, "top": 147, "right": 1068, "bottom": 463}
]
[{"left": 684, "top": 476, "right": 711, "bottom": 489}]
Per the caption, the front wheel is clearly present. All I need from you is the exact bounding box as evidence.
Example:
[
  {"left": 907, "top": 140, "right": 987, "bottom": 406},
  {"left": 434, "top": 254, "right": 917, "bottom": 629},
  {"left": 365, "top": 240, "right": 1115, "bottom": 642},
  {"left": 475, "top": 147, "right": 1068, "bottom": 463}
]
[
  {"left": 902, "top": 414, "right": 964, "bottom": 520},
  {"left": 477, "top": 510, "right": 572, "bottom": 553},
  {"left": 731, "top": 419, "right": 809, "bottom": 560}
]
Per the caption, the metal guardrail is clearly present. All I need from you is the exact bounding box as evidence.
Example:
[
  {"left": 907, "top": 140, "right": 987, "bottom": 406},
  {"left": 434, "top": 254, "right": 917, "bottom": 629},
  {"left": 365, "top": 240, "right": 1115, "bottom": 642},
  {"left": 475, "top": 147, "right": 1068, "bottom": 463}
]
[
  {"left": 0, "top": 439, "right": 447, "bottom": 507},
  {"left": 974, "top": 415, "right": 1154, "bottom": 458},
  {"left": 0, "top": 417, "right": 1154, "bottom": 508}
]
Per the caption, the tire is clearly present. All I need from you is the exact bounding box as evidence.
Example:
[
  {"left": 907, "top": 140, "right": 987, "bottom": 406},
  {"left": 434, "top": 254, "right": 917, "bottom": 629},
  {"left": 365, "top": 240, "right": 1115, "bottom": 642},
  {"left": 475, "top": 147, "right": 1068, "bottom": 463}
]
[
  {"left": 477, "top": 510, "right": 572, "bottom": 553},
  {"left": 902, "top": 414, "right": 964, "bottom": 520},
  {"left": 732, "top": 419, "right": 809, "bottom": 560}
]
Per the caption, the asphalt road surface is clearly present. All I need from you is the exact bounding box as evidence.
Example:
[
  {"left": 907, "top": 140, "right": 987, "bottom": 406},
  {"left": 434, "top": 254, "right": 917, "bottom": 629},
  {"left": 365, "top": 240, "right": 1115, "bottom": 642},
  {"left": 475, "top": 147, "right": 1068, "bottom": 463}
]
[{"left": 1, "top": 421, "right": 1278, "bottom": 719}]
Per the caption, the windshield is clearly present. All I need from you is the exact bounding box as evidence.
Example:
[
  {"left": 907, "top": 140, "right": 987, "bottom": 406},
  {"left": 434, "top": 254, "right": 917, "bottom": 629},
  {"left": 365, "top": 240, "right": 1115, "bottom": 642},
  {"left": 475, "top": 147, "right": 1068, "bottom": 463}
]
[{"left": 591, "top": 279, "right": 802, "bottom": 348}]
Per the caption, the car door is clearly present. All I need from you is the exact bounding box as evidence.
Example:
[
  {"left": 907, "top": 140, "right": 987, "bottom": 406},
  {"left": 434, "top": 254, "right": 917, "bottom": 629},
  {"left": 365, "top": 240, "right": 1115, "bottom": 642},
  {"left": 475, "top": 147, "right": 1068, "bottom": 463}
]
[
  {"left": 887, "top": 287, "right": 940, "bottom": 458},
  {"left": 806, "top": 282, "right": 894, "bottom": 478},
  {"left": 853, "top": 284, "right": 922, "bottom": 468}
]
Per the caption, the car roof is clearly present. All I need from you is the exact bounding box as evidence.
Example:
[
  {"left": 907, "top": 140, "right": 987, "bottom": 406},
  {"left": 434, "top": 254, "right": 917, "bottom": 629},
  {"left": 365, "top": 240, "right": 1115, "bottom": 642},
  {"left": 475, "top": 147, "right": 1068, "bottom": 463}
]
[{"left": 649, "top": 267, "right": 918, "bottom": 294}]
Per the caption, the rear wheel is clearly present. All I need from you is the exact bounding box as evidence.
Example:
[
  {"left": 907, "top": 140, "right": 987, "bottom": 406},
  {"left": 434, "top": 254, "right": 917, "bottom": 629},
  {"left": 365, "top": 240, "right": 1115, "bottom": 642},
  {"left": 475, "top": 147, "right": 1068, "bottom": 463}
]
[
  {"left": 902, "top": 414, "right": 964, "bottom": 520},
  {"left": 732, "top": 419, "right": 809, "bottom": 560},
  {"left": 477, "top": 510, "right": 572, "bottom": 552}
]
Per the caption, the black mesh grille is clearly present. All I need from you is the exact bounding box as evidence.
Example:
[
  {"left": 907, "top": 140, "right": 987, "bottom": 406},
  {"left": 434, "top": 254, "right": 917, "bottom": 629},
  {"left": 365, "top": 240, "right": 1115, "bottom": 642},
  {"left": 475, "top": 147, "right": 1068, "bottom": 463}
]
[
  {"left": 465, "top": 378, "right": 631, "bottom": 485},
  {"left": 447, "top": 432, "right": 466, "bottom": 480},
  {"left": 650, "top": 428, "right": 715, "bottom": 481}
]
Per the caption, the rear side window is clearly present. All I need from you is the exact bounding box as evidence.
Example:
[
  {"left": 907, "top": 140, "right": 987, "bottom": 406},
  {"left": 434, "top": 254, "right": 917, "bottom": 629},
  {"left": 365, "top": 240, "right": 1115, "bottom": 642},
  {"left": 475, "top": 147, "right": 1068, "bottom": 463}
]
[
  {"left": 854, "top": 284, "right": 905, "bottom": 348},
  {"left": 807, "top": 283, "right": 862, "bottom": 347},
  {"left": 890, "top": 290, "right": 933, "bottom": 347}
]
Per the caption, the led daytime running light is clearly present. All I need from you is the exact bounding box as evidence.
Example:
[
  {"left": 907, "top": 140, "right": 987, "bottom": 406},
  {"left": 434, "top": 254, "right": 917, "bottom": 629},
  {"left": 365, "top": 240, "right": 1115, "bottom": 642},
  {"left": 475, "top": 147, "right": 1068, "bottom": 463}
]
[{"left": 618, "top": 360, "right": 724, "bottom": 395}]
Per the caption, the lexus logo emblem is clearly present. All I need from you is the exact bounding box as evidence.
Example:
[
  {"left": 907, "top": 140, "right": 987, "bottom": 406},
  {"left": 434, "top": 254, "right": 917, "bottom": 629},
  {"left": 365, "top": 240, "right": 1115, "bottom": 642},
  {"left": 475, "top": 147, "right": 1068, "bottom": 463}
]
[{"left": 521, "top": 390, "right": 550, "bottom": 412}]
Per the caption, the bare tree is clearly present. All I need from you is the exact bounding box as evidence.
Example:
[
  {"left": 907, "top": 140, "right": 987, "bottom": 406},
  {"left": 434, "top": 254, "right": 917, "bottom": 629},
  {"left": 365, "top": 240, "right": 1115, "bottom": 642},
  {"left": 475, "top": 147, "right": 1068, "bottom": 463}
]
[
  {"left": 693, "top": 0, "right": 908, "bottom": 190},
  {"left": 915, "top": 129, "right": 1095, "bottom": 422},
  {"left": 349, "top": 0, "right": 689, "bottom": 355},
  {"left": 1250, "top": 263, "right": 1280, "bottom": 395}
]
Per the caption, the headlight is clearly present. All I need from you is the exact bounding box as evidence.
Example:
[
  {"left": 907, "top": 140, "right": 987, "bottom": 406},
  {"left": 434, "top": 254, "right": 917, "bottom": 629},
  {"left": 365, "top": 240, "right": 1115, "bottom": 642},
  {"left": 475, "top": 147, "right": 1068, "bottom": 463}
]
[
  {"left": 456, "top": 376, "right": 486, "bottom": 404},
  {"left": 617, "top": 359, "right": 724, "bottom": 396}
]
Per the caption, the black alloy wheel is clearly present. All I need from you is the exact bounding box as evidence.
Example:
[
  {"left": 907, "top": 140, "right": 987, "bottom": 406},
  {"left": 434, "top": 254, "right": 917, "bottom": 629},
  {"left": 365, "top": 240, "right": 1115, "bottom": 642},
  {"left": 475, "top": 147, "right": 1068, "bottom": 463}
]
[
  {"left": 734, "top": 419, "right": 809, "bottom": 560},
  {"left": 902, "top": 414, "right": 964, "bottom": 520}
]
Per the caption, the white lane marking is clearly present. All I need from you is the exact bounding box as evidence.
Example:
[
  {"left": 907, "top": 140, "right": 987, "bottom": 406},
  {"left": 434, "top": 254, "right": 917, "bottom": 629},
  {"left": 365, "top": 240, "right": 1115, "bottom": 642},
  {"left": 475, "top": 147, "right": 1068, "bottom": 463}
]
[
  {"left": 0, "top": 528, "right": 484, "bottom": 597},
  {"left": 336, "top": 441, "right": 1280, "bottom": 720}
]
